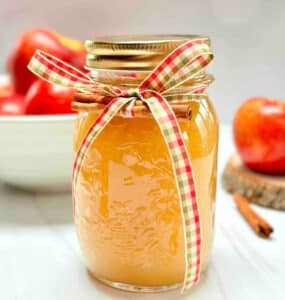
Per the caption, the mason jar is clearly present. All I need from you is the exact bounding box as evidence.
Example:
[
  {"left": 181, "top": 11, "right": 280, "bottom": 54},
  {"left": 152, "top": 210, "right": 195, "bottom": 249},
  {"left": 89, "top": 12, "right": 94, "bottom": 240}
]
[{"left": 73, "top": 35, "right": 218, "bottom": 292}]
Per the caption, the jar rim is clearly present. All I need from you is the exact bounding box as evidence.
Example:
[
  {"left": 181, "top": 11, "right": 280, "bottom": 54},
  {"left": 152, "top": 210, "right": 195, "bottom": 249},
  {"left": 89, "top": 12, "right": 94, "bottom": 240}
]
[
  {"left": 86, "top": 34, "right": 209, "bottom": 48},
  {"left": 85, "top": 34, "right": 210, "bottom": 70}
]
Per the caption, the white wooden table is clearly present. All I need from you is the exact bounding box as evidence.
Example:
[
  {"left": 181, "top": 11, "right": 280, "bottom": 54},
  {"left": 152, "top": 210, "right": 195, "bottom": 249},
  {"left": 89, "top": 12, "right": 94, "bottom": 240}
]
[{"left": 0, "top": 125, "right": 284, "bottom": 300}]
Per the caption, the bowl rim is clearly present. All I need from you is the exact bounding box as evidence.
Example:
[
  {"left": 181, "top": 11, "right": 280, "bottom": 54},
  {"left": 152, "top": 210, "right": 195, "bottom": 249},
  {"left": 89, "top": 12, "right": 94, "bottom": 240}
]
[{"left": 0, "top": 114, "right": 77, "bottom": 123}]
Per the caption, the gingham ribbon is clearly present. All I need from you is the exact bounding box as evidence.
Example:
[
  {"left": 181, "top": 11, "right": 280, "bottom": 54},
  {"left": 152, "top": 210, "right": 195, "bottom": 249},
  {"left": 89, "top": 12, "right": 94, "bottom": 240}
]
[{"left": 28, "top": 39, "right": 213, "bottom": 292}]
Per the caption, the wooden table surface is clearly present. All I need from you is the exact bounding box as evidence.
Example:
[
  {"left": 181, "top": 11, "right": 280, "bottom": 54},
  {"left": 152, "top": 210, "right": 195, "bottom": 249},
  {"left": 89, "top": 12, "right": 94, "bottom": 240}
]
[{"left": 0, "top": 125, "right": 284, "bottom": 300}]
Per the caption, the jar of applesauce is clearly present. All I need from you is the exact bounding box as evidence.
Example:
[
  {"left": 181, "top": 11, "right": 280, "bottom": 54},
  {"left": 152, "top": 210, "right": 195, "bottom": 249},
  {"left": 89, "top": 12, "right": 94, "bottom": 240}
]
[{"left": 73, "top": 35, "right": 218, "bottom": 292}]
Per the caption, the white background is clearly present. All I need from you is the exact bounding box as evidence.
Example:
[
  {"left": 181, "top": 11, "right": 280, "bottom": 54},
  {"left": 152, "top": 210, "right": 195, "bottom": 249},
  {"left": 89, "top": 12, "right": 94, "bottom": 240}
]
[{"left": 1, "top": 0, "right": 285, "bottom": 122}]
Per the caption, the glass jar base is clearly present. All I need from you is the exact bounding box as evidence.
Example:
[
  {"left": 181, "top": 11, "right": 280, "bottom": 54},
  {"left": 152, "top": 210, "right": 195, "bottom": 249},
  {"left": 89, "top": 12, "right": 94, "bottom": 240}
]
[{"left": 92, "top": 274, "right": 182, "bottom": 293}]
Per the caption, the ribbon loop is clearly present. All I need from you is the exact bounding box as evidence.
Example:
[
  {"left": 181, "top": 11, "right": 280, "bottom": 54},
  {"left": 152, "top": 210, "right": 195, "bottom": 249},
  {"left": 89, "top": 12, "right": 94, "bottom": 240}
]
[
  {"left": 139, "top": 39, "right": 213, "bottom": 94},
  {"left": 28, "top": 50, "right": 122, "bottom": 96}
]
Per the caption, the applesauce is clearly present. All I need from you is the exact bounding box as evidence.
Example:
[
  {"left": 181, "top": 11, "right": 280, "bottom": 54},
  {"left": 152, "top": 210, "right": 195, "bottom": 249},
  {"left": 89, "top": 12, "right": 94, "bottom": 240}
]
[{"left": 73, "top": 35, "right": 218, "bottom": 292}]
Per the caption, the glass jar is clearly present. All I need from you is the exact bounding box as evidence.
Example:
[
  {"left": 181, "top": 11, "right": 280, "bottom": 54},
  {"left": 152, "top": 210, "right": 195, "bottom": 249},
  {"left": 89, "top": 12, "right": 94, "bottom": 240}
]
[{"left": 73, "top": 35, "right": 218, "bottom": 292}]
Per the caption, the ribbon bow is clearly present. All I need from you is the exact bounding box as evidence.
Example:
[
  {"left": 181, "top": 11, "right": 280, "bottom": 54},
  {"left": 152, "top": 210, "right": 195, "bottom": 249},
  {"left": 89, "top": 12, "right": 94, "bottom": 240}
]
[{"left": 28, "top": 39, "right": 213, "bottom": 292}]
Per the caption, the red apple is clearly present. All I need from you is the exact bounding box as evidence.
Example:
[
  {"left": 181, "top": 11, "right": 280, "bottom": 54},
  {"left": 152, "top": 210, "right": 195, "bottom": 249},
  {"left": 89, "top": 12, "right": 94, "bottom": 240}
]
[
  {"left": 7, "top": 28, "right": 86, "bottom": 94},
  {"left": 233, "top": 97, "right": 285, "bottom": 174},
  {"left": 0, "top": 94, "right": 26, "bottom": 115},
  {"left": 25, "top": 79, "right": 75, "bottom": 115}
]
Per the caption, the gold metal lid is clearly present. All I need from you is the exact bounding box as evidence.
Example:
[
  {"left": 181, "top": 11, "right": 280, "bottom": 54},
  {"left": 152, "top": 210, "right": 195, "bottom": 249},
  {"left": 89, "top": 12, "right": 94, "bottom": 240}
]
[{"left": 85, "top": 34, "right": 210, "bottom": 70}]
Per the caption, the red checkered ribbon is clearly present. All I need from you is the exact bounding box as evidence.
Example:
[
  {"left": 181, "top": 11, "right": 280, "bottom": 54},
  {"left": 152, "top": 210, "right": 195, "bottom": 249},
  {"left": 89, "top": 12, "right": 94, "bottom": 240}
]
[{"left": 28, "top": 39, "right": 214, "bottom": 292}]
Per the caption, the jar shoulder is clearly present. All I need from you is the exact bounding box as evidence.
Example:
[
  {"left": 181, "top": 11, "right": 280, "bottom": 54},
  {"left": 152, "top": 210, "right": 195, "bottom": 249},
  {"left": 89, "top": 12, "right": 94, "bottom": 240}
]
[{"left": 179, "top": 97, "right": 219, "bottom": 158}]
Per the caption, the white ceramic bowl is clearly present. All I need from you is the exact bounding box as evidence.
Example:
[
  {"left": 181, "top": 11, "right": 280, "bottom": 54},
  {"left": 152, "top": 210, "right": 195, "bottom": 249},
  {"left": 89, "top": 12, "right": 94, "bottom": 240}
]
[
  {"left": 0, "top": 114, "right": 76, "bottom": 191},
  {"left": 0, "top": 74, "right": 77, "bottom": 191}
]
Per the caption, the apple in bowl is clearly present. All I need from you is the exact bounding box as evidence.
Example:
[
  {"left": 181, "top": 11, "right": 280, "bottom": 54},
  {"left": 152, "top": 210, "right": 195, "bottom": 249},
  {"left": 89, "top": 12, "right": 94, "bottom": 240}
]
[
  {"left": 233, "top": 97, "right": 285, "bottom": 175},
  {"left": 7, "top": 28, "right": 85, "bottom": 94},
  {"left": 0, "top": 28, "right": 84, "bottom": 191}
]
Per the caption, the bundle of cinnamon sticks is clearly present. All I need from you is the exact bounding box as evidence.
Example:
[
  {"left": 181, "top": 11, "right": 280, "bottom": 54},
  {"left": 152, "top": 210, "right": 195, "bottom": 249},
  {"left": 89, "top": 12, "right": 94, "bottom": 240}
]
[
  {"left": 72, "top": 92, "right": 193, "bottom": 119},
  {"left": 233, "top": 192, "right": 273, "bottom": 238}
]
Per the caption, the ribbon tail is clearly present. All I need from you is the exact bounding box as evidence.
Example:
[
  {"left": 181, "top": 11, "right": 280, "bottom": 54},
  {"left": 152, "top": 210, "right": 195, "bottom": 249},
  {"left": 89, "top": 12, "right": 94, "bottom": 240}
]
[
  {"left": 72, "top": 97, "right": 129, "bottom": 215},
  {"left": 140, "top": 90, "right": 202, "bottom": 291}
]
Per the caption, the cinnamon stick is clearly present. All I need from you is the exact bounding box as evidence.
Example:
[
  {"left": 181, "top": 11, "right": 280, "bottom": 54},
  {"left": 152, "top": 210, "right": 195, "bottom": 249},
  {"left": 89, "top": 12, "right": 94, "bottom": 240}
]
[
  {"left": 74, "top": 92, "right": 112, "bottom": 105},
  {"left": 233, "top": 192, "right": 273, "bottom": 238}
]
